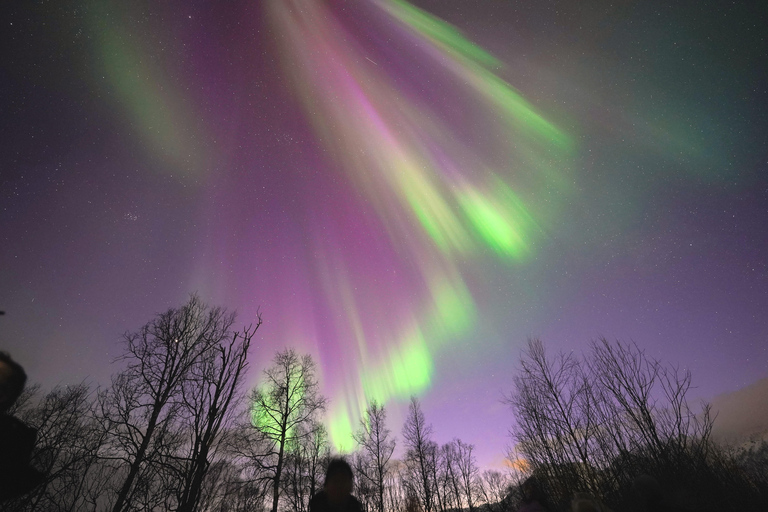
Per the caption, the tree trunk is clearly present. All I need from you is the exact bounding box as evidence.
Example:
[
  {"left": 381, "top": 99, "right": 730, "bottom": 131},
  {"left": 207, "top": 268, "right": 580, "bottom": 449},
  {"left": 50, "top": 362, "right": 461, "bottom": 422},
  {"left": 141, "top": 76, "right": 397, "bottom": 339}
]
[{"left": 111, "top": 405, "right": 161, "bottom": 512}]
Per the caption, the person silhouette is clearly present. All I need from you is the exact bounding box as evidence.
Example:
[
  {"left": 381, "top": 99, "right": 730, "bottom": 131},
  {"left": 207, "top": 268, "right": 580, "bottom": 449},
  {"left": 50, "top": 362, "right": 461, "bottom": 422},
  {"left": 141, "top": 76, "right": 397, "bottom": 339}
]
[
  {"left": 309, "top": 458, "right": 363, "bottom": 512},
  {"left": 571, "top": 492, "right": 606, "bottom": 512},
  {"left": 0, "top": 352, "right": 44, "bottom": 501},
  {"left": 518, "top": 477, "right": 549, "bottom": 512},
  {"left": 0, "top": 352, "right": 26, "bottom": 413}
]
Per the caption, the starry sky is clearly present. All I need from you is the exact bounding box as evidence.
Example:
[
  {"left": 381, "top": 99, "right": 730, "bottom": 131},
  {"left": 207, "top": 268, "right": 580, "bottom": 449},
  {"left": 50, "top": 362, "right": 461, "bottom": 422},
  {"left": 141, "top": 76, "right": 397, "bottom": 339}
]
[{"left": 2, "top": 0, "right": 767, "bottom": 470}]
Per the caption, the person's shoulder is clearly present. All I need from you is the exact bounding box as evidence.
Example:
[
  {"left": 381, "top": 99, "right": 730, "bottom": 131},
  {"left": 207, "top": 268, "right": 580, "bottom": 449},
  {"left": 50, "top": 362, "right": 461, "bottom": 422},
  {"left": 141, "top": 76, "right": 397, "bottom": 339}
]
[
  {"left": 0, "top": 413, "right": 19, "bottom": 428},
  {"left": 310, "top": 490, "right": 327, "bottom": 500},
  {"left": 0, "top": 413, "right": 33, "bottom": 432},
  {"left": 518, "top": 503, "right": 548, "bottom": 512},
  {"left": 0, "top": 413, "right": 36, "bottom": 449},
  {"left": 309, "top": 490, "right": 328, "bottom": 511}
]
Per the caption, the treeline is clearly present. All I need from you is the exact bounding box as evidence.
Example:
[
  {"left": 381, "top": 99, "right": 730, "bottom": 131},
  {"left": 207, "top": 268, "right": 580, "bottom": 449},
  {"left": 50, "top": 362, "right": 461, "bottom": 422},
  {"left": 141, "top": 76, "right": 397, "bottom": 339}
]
[
  {"left": 5, "top": 296, "right": 768, "bottom": 512},
  {"left": 507, "top": 338, "right": 768, "bottom": 511},
  {"left": 3, "top": 296, "right": 512, "bottom": 512}
]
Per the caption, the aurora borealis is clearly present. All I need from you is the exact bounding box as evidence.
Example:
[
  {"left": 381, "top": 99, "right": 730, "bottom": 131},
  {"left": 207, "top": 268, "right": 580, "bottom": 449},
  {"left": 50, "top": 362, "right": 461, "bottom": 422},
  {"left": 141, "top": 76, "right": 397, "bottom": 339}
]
[
  {"left": 266, "top": 0, "right": 575, "bottom": 446},
  {"left": 2, "top": 0, "right": 767, "bottom": 469}
]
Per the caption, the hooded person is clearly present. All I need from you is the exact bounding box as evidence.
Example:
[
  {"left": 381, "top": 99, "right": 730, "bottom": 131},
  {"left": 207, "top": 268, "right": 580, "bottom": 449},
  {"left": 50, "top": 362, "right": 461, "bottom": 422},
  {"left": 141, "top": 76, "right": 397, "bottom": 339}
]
[{"left": 309, "top": 458, "right": 364, "bottom": 512}]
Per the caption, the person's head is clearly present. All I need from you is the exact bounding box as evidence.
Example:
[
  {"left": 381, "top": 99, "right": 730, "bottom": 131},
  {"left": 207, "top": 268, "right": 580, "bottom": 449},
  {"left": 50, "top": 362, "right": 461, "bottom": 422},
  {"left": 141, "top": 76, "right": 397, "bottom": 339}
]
[
  {"left": 0, "top": 352, "right": 26, "bottom": 413},
  {"left": 520, "top": 477, "right": 544, "bottom": 504},
  {"left": 324, "top": 458, "right": 354, "bottom": 503},
  {"left": 571, "top": 492, "right": 601, "bottom": 512}
]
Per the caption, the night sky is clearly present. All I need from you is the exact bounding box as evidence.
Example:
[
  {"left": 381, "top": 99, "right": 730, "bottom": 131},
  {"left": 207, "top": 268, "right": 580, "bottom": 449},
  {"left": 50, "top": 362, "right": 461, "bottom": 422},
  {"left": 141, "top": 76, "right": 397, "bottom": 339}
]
[{"left": 2, "top": 0, "right": 767, "bottom": 469}]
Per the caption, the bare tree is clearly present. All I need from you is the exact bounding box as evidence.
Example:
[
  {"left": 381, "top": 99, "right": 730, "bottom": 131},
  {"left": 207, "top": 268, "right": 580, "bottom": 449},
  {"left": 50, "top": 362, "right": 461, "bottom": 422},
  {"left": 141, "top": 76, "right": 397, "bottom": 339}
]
[
  {"left": 440, "top": 442, "right": 462, "bottom": 511},
  {"left": 353, "top": 451, "right": 376, "bottom": 512},
  {"left": 282, "top": 421, "right": 329, "bottom": 512},
  {"left": 421, "top": 439, "right": 447, "bottom": 512},
  {"left": 507, "top": 337, "right": 716, "bottom": 508},
  {"left": 224, "top": 420, "right": 276, "bottom": 510},
  {"left": 102, "top": 295, "right": 247, "bottom": 512},
  {"left": 175, "top": 314, "right": 261, "bottom": 512},
  {"left": 402, "top": 397, "right": 435, "bottom": 512},
  {"left": 305, "top": 423, "right": 330, "bottom": 500},
  {"left": 250, "top": 349, "right": 327, "bottom": 512},
  {"left": 453, "top": 439, "right": 478, "bottom": 512},
  {"left": 477, "top": 470, "right": 512, "bottom": 512},
  {"left": 385, "top": 460, "right": 408, "bottom": 512},
  {"left": 506, "top": 338, "right": 600, "bottom": 498},
  {"left": 353, "top": 400, "right": 396, "bottom": 512},
  {"left": 589, "top": 337, "right": 713, "bottom": 467}
]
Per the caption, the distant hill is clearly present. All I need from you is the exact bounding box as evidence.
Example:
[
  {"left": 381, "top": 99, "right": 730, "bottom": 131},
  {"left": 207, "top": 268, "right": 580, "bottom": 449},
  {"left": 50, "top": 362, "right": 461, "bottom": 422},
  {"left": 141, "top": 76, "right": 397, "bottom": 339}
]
[{"left": 710, "top": 377, "right": 768, "bottom": 444}]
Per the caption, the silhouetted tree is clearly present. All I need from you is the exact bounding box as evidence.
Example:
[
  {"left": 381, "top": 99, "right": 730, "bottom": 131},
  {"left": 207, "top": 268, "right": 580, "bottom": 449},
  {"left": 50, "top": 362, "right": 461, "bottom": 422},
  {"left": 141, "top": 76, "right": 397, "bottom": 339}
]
[
  {"left": 507, "top": 338, "right": 600, "bottom": 498},
  {"left": 426, "top": 440, "right": 445, "bottom": 512},
  {"left": 440, "top": 441, "right": 462, "bottom": 511},
  {"left": 402, "top": 397, "right": 435, "bottom": 512},
  {"left": 250, "top": 349, "right": 327, "bottom": 512},
  {"left": 224, "top": 419, "right": 276, "bottom": 510},
  {"left": 353, "top": 400, "right": 396, "bottom": 512},
  {"left": 385, "top": 460, "right": 408, "bottom": 512},
  {"left": 102, "top": 295, "right": 253, "bottom": 512},
  {"left": 175, "top": 313, "right": 260, "bottom": 512},
  {"left": 589, "top": 337, "right": 713, "bottom": 469},
  {"left": 507, "top": 337, "right": 717, "bottom": 509},
  {"left": 305, "top": 423, "right": 330, "bottom": 500},
  {"left": 282, "top": 421, "right": 330, "bottom": 512},
  {"left": 477, "top": 470, "right": 513, "bottom": 512},
  {"left": 453, "top": 439, "right": 478, "bottom": 512}
]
